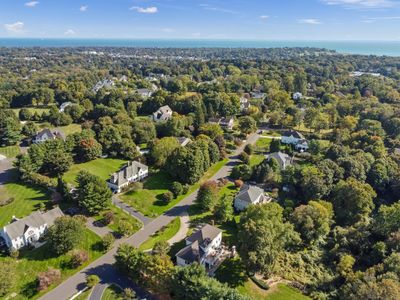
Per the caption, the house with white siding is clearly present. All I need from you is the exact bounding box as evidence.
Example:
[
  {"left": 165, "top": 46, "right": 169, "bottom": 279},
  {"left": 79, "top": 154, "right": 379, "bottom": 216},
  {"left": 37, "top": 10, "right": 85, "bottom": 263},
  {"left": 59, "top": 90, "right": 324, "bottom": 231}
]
[{"left": 107, "top": 161, "right": 148, "bottom": 193}]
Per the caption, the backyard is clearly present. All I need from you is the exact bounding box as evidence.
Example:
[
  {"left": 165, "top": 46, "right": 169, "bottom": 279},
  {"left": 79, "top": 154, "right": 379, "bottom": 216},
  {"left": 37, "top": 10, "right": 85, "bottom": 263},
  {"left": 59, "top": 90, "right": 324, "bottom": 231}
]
[
  {"left": 63, "top": 158, "right": 126, "bottom": 185},
  {"left": 216, "top": 258, "right": 310, "bottom": 300},
  {"left": 1, "top": 229, "right": 104, "bottom": 299},
  {"left": 120, "top": 159, "right": 228, "bottom": 217}
]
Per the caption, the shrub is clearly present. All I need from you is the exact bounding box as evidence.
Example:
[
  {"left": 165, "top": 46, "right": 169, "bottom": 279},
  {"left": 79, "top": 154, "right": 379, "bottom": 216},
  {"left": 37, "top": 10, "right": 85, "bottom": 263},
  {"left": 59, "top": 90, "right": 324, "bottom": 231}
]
[
  {"left": 182, "top": 184, "right": 190, "bottom": 194},
  {"left": 118, "top": 220, "right": 134, "bottom": 237},
  {"left": 9, "top": 250, "right": 19, "bottom": 259},
  {"left": 37, "top": 268, "right": 61, "bottom": 291},
  {"left": 70, "top": 249, "right": 89, "bottom": 268},
  {"left": 102, "top": 233, "right": 115, "bottom": 250},
  {"left": 103, "top": 211, "right": 115, "bottom": 225},
  {"left": 239, "top": 152, "right": 250, "bottom": 164},
  {"left": 234, "top": 179, "right": 244, "bottom": 188},
  {"left": 250, "top": 276, "right": 270, "bottom": 290},
  {"left": 162, "top": 191, "right": 174, "bottom": 204},
  {"left": 86, "top": 275, "right": 100, "bottom": 288},
  {"left": 123, "top": 288, "right": 136, "bottom": 300},
  {"left": 244, "top": 144, "right": 254, "bottom": 155},
  {"left": 170, "top": 181, "right": 183, "bottom": 197}
]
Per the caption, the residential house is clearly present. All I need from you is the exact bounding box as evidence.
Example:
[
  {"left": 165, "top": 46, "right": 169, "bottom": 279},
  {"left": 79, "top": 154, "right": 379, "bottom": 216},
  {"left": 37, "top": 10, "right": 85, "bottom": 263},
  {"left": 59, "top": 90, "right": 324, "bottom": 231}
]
[
  {"left": 281, "top": 130, "right": 309, "bottom": 152},
  {"left": 33, "top": 128, "right": 65, "bottom": 144},
  {"left": 107, "top": 161, "right": 149, "bottom": 193},
  {"left": 136, "top": 88, "right": 153, "bottom": 98},
  {"left": 234, "top": 184, "right": 271, "bottom": 211},
  {"left": 293, "top": 92, "right": 303, "bottom": 101},
  {"left": 0, "top": 207, "right": 64, "bottom": 250},
  {"left": 176, "top": 224, "right": 223, "bottom": 271},
  {"left": 267, "top": 152, "right": 293, "bottom": 170},
  {"left": 152, "top": 105, "right": 173, "bottom": 122},
  {"left": 176, "top": 137, "right": 191, "bottom": 147},
  {"left": 240, "top": 97, "right": 250, "bottom": 112},
  {"left": 92, "top": 79, "right": 114, "bottom": 93},
  {"left": 250, "top": 91, "right": 266, "bottom": 99},
  {"left": 295, "top": 139, "right": 309, "bottom": 152},
  {"left": 208, "top": 117, "right": 234, "bottom": 130}
]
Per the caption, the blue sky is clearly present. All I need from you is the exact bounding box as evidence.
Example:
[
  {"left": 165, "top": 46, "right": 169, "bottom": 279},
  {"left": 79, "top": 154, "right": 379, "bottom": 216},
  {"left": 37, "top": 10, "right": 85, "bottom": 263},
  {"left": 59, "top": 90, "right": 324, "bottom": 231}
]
[{"left": 1, "top": 0, "right": 400, "bottom": 40}]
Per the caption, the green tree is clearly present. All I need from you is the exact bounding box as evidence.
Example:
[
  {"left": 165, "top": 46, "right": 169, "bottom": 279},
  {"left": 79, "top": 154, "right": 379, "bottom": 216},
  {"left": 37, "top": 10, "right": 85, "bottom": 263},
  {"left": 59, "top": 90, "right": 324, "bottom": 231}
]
[
  {"left": 238, "top": 203, "right": 300, "bottom": 276},
  {"left": 76, "top": 171, "right": 112, "bottom": 214},
  {"left": 47, "top": 216, "right": 85, "bottom": 255},
  {"left": 214, "top": 195, "right": 234, "bottom": 223},
  {"left": 332, "top": 178, "right": 376, "bottom": 225},
  {"left": 0, "top": 109, "right": 21, "bottom": 146},
  {"left": 196, "top": 181, "right": 219, "bottom": 211},
  {"left": 238, "top": 116, "right": 257, "bottom": 134},
  {"left": 86, "top": 275, "right": 100, "bottom": 288},
  {"left": 151, "top": 137, "right": 180, "bottom": 167}
]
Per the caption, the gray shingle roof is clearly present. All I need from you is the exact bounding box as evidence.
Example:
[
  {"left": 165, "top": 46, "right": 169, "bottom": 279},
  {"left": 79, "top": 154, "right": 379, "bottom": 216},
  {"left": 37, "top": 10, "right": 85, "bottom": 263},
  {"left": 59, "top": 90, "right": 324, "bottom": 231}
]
[
  {"left": 268, "top": 152, "right": 292, "bottom": 168},
  {"left": 282, "top": 130, "right": 304, "bottom": 139},
  {"left": 4, "top": 207, "right": 64, "bottom": 240},
  {"left": 108, "top": 161, "right": 148, "bottom": 187},
  {"left": 186, "top": 224, "right": 222, "bottom": 245},
  {"left": 176, "top": 240, "right": 203, "bottom": 264},
  {"left": 235, "top": 184, "right": 264, "bottom": 204}
]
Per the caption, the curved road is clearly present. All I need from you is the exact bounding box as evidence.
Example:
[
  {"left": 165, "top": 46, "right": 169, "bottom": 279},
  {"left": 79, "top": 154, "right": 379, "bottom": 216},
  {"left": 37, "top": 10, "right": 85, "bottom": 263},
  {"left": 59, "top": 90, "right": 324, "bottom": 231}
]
[{"left": 39, "top": 133, "right": 260, "bottom": 300}]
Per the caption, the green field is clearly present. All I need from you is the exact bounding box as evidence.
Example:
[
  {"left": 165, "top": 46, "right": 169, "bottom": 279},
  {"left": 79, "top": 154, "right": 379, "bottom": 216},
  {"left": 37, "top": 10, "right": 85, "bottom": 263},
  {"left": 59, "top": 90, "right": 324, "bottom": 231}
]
[
  {"left": 249, "top": 154, "right": 265, "bottom": 167},
  {"left": 1, "top": 229, "right": 103, "bottom": 299},
  {"left": 0, "top": 146, "right": 21, "bottom": 158},
  {"left": 63, "top": 158, "right": 126, "bottom": 185},
  {"left": 94, "top": 205, "right": 142, "bottom": 234},
  {"left": 57, "top": 124, "right": 82, "bottom": 136},
  {"left": 139, "top": 217, "right": 180, "bottom": 251},
  {"left": 12, "top": 107, "right": 52, "bottom": 117},
  {"left": 255, "top": 138, "right": 273, "bottom": 153},
  {"left": 216, "top": 258, "right": 309, "bottom": 300},
  {"left": 120, "top": 159, "right": 228, "bottom": 217},
  {"left": 101, "top": 284, "right": 124, "bottom": 300},
  {"left": 0, "top": 176, "right": 51, "bottom": 227}
]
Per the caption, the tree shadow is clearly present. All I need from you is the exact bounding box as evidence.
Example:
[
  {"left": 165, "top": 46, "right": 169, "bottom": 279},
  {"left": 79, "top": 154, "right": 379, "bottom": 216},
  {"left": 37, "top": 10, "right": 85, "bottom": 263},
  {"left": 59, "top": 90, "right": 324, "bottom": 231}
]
[
  {"left": 21, "top": 279, "right": 39, "bottom": 298},
  {"left": 214, "top": 258, "right": 248, "bottom": 288}
]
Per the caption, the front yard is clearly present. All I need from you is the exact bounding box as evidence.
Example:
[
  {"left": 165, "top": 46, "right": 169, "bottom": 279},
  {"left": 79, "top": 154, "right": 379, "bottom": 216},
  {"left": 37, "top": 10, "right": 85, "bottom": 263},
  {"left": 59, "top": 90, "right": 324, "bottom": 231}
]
[
  {"left": 120, "top": 159, "right": 228, "bottom": 217},
  {"left": 63, "top": 158, "right": 126, "bottom": 185},
  {"left": 1, "top": 229, "right": 104, "bottom": 299},
  {"left": 139, "top": 217, "right": 181, "bottom": 251}
]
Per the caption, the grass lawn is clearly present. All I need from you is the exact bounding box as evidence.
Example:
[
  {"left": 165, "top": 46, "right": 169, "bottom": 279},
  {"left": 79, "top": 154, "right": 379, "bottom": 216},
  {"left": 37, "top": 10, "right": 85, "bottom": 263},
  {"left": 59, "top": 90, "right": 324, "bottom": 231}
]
[
  {"left": 139, "top": 217, "right": 180, "bottom": 251},
  {"left": 216, "top": 258, "right": 310, "bottom": 300},
  {"left": 255, "top": 138, "right": 272, "bottom": 153},
  {"left": 0, "top": 172, "right": 51, "bottom": 227},
  {"left": 0, "top": 145, "right": 21, "bottom": 158},
  {"left": 120, "top": 159, "right": 228, "bottom": 217},
  {"left": 1, "top": 229, "right": 104, "bottom": 299},
  {"left": 94, "top": 205, "right": 142, "bottom": 234},
  {"left": 63, "top": 158, "right": 126, "bottom": 185},
  {"left": 101, "top": 284, "right": 124, "bottom": 300},
  {"left": 57, "top": 124, "right": 82, "bottom": 136},
  {"left": 249, "top": 154, "right": 265, "bottom": 167},
  {"left": 261, "top": 130, "right": 281, "bottom": 137},
  {"left": 12, "top": 107, "right": 52, "bottom": 117},
  {"left": 74, "top": 287, "right": 93, "bottom": 300}
]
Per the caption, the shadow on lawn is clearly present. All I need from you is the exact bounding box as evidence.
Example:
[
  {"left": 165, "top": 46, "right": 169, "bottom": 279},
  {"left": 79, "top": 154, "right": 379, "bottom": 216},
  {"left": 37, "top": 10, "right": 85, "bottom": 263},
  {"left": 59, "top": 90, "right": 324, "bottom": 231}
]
[{"left": 215, "top": 258, "right": 248, "bottom": 288}]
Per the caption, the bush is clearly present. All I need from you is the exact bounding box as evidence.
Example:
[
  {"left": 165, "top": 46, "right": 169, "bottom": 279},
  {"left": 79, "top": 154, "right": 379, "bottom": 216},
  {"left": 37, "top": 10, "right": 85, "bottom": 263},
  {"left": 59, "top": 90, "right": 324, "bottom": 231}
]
[
  {"left": 9, "top": 249, "right": 19, "bottom": 259},
  {"left": 70, "top": 249, "right": 89, "bottom": 268},
  {"left": 118, "top": 220, "right": 134, "bottom": 237},
  {"left": 102, "top": 211, "right": 115, "bottom": 225},
  {"left": 170, "top": 181, "right": 183, "bottom": 198},
  {"left": 250, "top": 276, "right": 270, "bottom": 290},
  {"left": 86, "top": 275, "right": 100, "bottom": 288},
  {"left": 239, "top": 152, "right": 250, "bottom": 164},
  {"left": 182, "top": 184, "right": 190, "bottom": 194},
  {"left": 234, "top": 179, "right": 244, "bottom": 188},
  {"left": 102, "top": 233, "right": 115, "bottom": 250},
  {"left": 37, "top": 268, "right": 61, "bottom": 291},
  {"left": 162, "top": 191, "right": 174, "bottom": 204},
  {"left": 244, "top": 144, "right": 254, "bottom": 155}
]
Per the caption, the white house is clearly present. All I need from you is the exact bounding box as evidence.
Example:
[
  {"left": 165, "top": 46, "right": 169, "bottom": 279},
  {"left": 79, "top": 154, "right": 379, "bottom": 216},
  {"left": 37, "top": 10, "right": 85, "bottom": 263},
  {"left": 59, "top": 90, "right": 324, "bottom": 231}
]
[
  {"left": 267, "top": 152, "right": 292, "bottom": 170},
  {"left": 152, "top": 105, "right": 173, "bottom": 122},
  {"left": 33, "top": 129, "right": 65, "bottom": 144},
  {"left": 0, "top": 207, "right": 64, "bottom": 250},
  {"left": 295, "top": 139, "right": 309, "bottom": 152},
  {"left": 293, "top": 92, "right": 303, "bottom": 101},
  {"left": 234, "top": 184, "right": 271, "bottom": 211},
  {"left": 107, "top": 161, "right": 149, "bottom": 193},
  {"left": 92, "top": 79, "right": 114, "bottom": 93},
  {"left": 240, "top": 97, "right": 250, "bottom": 112},
  {"left": 208, "top": 117, "right": 234, "bottom": 130},
  {"left": 136, "top": 88, "right": 153, "bottom": 98},
  {"left": 281, "top": 130, "right": 305, "bottom": 145},
  {"left": 176, "top": 224, "right": 223, "bottom": 271}
]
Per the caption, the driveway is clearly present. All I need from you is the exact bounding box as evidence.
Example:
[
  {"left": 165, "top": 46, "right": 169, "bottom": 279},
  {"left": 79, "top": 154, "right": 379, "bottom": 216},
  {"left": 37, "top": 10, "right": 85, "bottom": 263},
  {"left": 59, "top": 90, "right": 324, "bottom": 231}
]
[
  {"left": 0, "top": 157, "right": 14, "bottom": 186},
  {"left": 112, "top": 195, "right": 153, "bottom": 225},
  {"left": 39, "top": 133, "right": 259, "bottom": 300}
]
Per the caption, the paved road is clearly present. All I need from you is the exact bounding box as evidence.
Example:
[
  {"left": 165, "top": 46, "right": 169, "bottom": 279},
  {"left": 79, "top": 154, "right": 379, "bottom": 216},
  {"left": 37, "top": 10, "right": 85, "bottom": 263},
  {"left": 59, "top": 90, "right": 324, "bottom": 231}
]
[
  {"left": 39, "top": 133, "right": 259, "bottom": 300},
  {"left": 112, "top": 195, "right": 153, "bottom": 225},
  {"left": 86, "top": 218, "right": 113, "bottom": 238},
  {"left": 0, "top": 157, "right": 14, "bottom": 186}
]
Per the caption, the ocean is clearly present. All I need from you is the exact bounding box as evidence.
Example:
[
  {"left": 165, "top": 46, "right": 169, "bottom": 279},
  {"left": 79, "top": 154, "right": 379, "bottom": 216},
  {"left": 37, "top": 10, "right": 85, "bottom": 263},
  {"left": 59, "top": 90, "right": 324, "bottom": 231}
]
[{"left": 0, "top": 38, "right": 400, "bottom": 57}]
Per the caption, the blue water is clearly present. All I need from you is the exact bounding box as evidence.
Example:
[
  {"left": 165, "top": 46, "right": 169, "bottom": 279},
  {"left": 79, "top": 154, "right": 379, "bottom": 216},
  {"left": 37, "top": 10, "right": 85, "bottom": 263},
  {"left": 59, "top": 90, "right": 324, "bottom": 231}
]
[{"left": 0, "top": 38, "right": 400, "bottom": 57}]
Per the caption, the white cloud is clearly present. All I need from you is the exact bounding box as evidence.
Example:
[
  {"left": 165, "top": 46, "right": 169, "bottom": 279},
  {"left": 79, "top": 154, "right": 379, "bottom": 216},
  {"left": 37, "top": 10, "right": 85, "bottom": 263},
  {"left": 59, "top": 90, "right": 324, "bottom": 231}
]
[
  {"left": 130, "top": 6, "right": 158, "bottom": 14},
  {"left": 199, "top": 4, "right": 237, "bottom": 14},
  {"left": 299, "top": 19, "right": 322, "bottom": 24},
  {"left": 25, "top": 1, "right": 39, "bottom": 7},
  {"left": 80, "top": 5, "right": 88, "bottom": 12},
  {"left": 260, "top": 15, "right": 270, "bottom": 19},
  {"left": 4, "top": 21, "right": 25, "bottom": 33},
  {"left": 64, "top": 29, "right": 76, "bottom": 36},
  {"left": 321, "top": 0, "right": 395, "bottom": 8}
]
